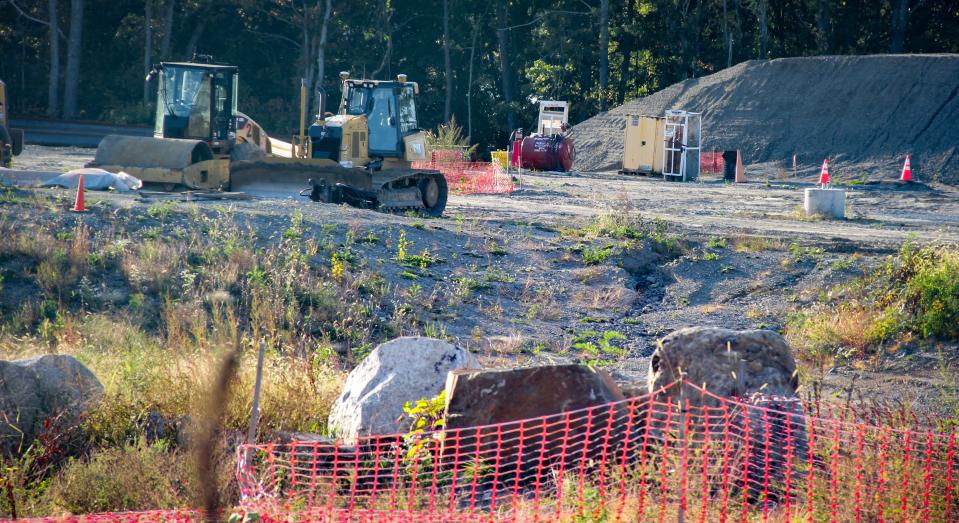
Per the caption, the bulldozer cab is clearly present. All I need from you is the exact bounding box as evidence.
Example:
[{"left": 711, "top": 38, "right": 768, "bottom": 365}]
[
  {"left": 152, "top": 61, "right": 237, "bottom": 149},
  {"left": 340, "top": 78, "right": 419, "bottom": 157}
]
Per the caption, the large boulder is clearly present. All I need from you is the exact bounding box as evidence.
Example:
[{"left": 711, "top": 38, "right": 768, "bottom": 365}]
[
  {"left": 444, "top": 365, "right": 626, "bottom": 428},
  {"left": 442, "top": 365, "right": 627, "bottom": 491},
  {"left": 647, "top": 327, "right": 798, "bottom": 406},
  {"left": 327, "top": 337, "right": 479, "bottom": 442},
  {"left": 0, "top": 355, "right": 103, "bottom": 454}
]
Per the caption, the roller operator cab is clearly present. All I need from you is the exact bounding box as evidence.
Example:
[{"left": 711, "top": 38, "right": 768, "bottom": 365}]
[
  {"left": 152, "top": 61, "right": 239, "bottom": 155},
  {"left": 308, "top": 75, "right": 429, "bottom": 168}
]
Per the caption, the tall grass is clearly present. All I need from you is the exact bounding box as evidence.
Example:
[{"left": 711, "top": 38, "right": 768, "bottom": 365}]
[
  {"left": 787, "top": 243, "right": 959, "bottom": 362},
  {"left": 0, "top": 204, "right": 422, "bottom": 517}
]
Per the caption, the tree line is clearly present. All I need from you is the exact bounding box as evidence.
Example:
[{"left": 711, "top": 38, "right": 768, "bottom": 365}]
[{"left": 2, "top": 0, "right": 957, "bottom": 152}]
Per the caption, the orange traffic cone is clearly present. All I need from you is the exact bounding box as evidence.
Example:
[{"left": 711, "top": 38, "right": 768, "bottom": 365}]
[
  {"left": 71, "top": 175, "right": 86, "bottom": 212},
  {"left": 818, "top": 159, "right": 830, "bottom": 186},
  {"left": 900, "top": 154, "right": 913, "bottom": 182}
]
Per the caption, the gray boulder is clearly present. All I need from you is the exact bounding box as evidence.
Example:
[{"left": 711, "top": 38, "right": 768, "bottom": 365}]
[
  {"left": 0, "top": 354, "right": 103, "bottom": 454},
  {"left": 327, "top": 337, "right": 479, "bottom": 443},
  {"left": 647, "top": 327, "right": 798, "bottom": 407}
]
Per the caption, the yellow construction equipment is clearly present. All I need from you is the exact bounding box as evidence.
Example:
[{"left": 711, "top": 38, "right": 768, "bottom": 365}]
[
  {"left": 0, "top": 80, "right": 24, "bottom": 168},
  {"left": 91, "top": 56, "right": 447, "bottom": 215}
]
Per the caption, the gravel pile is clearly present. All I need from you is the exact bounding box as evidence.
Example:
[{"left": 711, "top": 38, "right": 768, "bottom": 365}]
[{"left": 570, "top": 54, "right": 959, "bottom": 183}]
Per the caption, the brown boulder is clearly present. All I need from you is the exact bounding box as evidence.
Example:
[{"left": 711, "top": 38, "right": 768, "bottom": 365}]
[
  {"left": 444, "top": 364, "right": 625, "bottom": 427},
  {"left": 646, "top": 327, "right": 798, "bottom": 407},
  {"left": 441, "top": 365, "right": 630, "bottom": 491}
]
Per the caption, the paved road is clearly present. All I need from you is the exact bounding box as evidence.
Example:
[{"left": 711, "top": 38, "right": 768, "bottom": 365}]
[{"left": 10, "top": 118, "right": 151, "bottom": 147}]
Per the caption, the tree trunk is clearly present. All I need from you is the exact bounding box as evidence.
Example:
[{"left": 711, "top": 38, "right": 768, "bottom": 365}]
[
  {"left": 598, "top": 0, "right": 609, "bottom": 111},
  {"left": 690, "top": 0, "right": 702, "bottom": 77},
  {"left": 677, "top": 1, "right": 689, "bottom": 78},
  {"left": 312, "top": 0, "right": 333, "bottom": 115},
  {"left": 298, "top": 2, "right": 313, "bottom": 113},
  {"left": 734, "top": 0, "right": 743, "bottom": 63},
  {"left": 816, "top": 0, "right": 831, "bottom": 53},
  {"left": 47, "top": 0, "right": 60, "bottom": 117},
  {"left": 723, "top": 0, "right": 732, "bottom": 68},
  {"left": 143, "top": 0, "right": 153, "bottom": 105},
  {"left": 466, "top": 14, "right": 480, "bottom": 142},
  {"left": 371, "top": 0, "right": 393, "bottom": 79},
  {"left": 494, "top": 0, "right": 515, "bottom": 132},
  {"left": 757, "top": 0, "right": 768, "bottom": 58},
  {"left": 62, "top": 0, "right": 83, "bottom": 118},
  {"left": 159, "top": 0, "right": 176, "bottom": 59},
  {"left": 185, "top": 17, "right": 206, "bottom": 58},
  {"left": 890, "top": 0, "right": 909, "bottom": 53},
  {"left": 443, "top": 0, "right": 452, "bottom": 122},
  {"left": 616, "top": 0, "right": 634, "bottom": 104}
]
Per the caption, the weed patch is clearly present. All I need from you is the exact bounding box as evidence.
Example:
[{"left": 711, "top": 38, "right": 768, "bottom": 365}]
[{"left": 788, "top": 243, "right": 959, "bottom": 362}]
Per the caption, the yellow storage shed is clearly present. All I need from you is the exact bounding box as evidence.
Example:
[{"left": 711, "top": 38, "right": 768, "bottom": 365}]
[{"left": 621, "top": 114, "right": 665, "bottom": 175}]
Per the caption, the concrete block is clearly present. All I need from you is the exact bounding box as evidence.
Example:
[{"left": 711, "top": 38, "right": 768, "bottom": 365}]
[{"left": 804, "top": 187, "right": 845, "bottom": 219}]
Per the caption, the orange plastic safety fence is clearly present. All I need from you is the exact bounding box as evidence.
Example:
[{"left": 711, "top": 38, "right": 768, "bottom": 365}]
[
  {"left": 701, "top": 151, "right": 725, "bottom": 175},
  {"left": 412, "top": 151, "right": 514, "bottom": 195},
  {"left": 232, "top": 380, "right": 958, "bottom": 522},
  {"left": 16, "top": 381, "right": 957, "bottom": 523}
]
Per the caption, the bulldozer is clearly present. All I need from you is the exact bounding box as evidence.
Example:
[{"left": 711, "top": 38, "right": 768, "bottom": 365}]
[
  {"left": 90, "top": 56, "right": 448, "bottom": 216},
  {"left": 0, "top": 80, "right": 25, "bottom": 168}
]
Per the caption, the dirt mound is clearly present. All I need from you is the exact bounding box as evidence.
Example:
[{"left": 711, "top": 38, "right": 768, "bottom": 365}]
[{"left": 571, "top": 54, "right": 959, "bottom": 183}]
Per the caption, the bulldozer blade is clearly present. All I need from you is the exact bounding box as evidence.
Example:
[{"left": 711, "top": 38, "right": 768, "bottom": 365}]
[
  {"left": 229, "top": 157, "right": 448, "bottom": 216},
  {"left": 228, "top": 158, "right": 364, "bottom": 198}
]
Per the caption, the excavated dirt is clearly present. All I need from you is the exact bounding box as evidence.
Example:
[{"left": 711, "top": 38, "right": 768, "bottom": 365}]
[{"left": 571, "top": 54, "right": 959, "bottom": 183}]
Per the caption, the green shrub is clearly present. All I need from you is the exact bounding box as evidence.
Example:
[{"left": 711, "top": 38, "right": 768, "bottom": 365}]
[
  {"left": 582, "top": 245, "right": 615, "bottom": 265},
  {"left": 788, "top": 243, "right": 959, "bottom": 361},
  {"left": 900, "top": 244, "right": 959, "bottom": 338}
]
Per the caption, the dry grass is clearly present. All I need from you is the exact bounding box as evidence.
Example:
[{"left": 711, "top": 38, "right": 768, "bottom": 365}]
[
  {"left": 699, "top": 303, "right": 725, "bottom": 314},
  {"left": 732, "top": 236, "right": 783, "bottom": 253},
  {"left": 573, "top": 285, "right": 634, "bottom": 311},
  {"left": 572, "top": 266, "right": 606, "bottom": 285},
  {"left": 788, "top": 243, "right": 959, "bottom": 363}
]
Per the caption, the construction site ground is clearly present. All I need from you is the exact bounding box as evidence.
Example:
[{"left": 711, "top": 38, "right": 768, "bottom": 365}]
[{"left": 6, "top": 144, "right": 959, "bottom": 415}]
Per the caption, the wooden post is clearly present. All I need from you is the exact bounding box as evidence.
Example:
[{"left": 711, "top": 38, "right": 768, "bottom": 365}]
[{"left": 246, "top": 342, "right": 267, "bottom": 446}]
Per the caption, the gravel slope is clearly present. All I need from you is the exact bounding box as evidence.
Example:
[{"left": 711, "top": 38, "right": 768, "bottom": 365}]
[{"left": 571, "top": 54, "right": 959, "bottom": 183}]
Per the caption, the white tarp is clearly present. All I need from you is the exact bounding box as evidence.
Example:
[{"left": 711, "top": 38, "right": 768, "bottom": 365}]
[{"left": 41, "top": 168, "right": 143, "bottom": 192}]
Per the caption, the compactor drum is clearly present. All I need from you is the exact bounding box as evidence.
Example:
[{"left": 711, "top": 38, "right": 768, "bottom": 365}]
[{"left": 90, "top": 57, "right": 447, "bottom": 216}]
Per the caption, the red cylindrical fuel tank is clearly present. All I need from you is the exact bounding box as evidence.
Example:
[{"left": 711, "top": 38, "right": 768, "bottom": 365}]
[
  {"left": 511, "top": 138, "right": 523, "bottom": 167},
  {"left": 520, "top": 135, "right": 575, "bottom": 172}
]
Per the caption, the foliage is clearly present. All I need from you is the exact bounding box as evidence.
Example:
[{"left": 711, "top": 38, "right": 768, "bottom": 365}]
[
  {"left": 402, "top": 391, "right": 446, "bottom": 462},
  {"left": 424, "top": 117, "right": 476, "bottom": 157},
  {"left": 4, "top": 0, "right": 958, "bottom": 154},
  {"left": 787, "top": 243, "right": 959, "bottom": 362},
  {"left": 572, "top": 329, "right": 628, "bottom": 364},
  {"left": 581, "top": 244, "right": 616, "bottom": 265},
  {"left": 707, "top": 237, "right": 727, "bottom": 249},
  {"left": 43, "top": 442, "right": 192, "bottom": 515}
]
